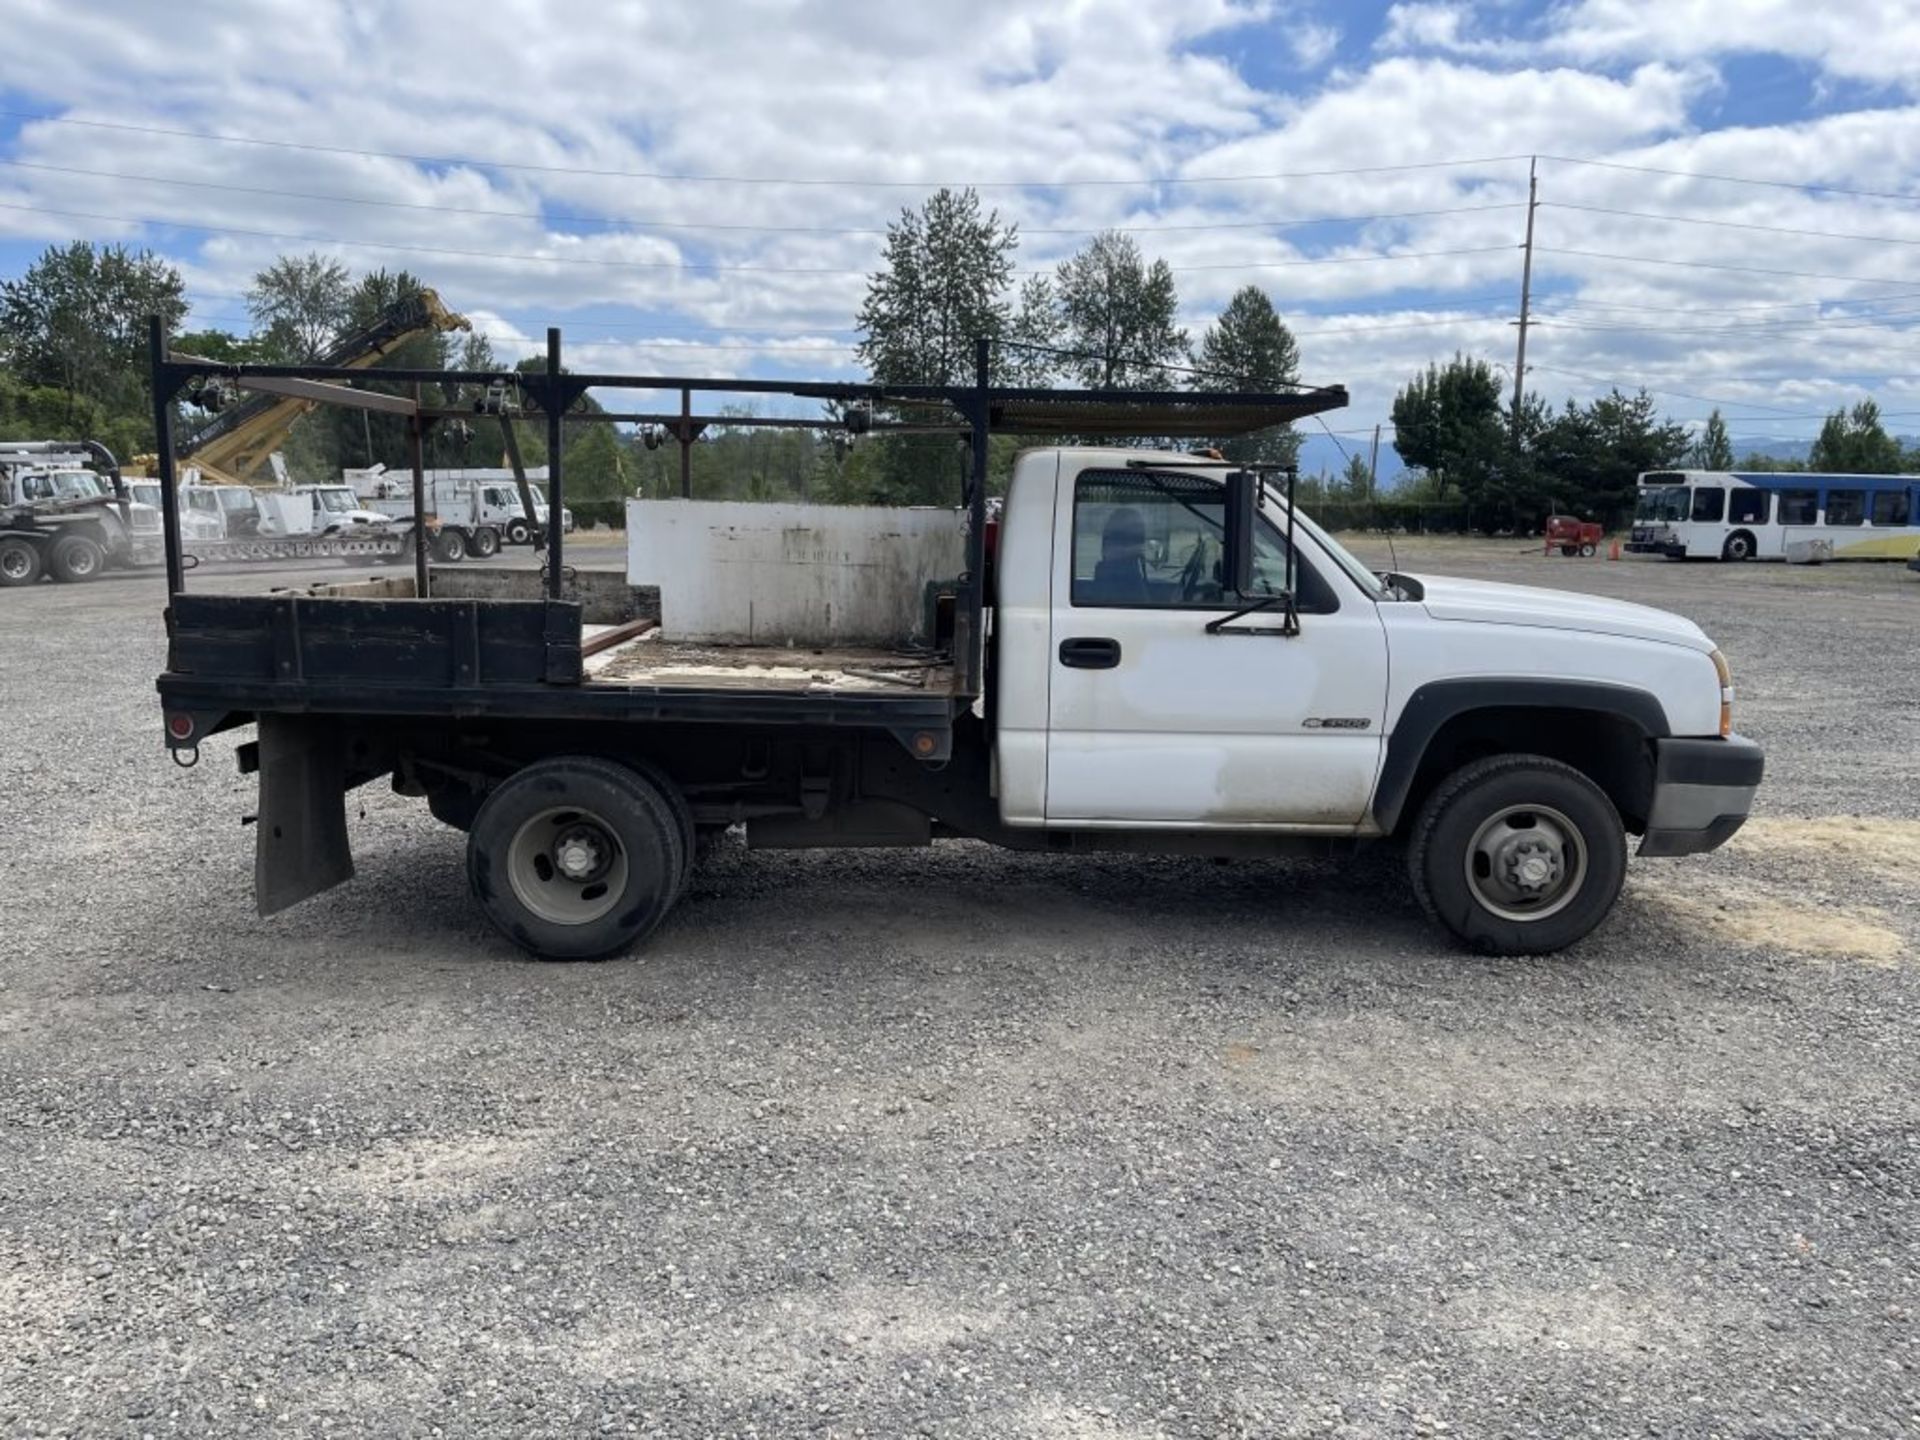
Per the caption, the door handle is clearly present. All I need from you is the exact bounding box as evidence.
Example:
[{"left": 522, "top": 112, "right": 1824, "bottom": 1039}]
[{"left": 1059, "top": 636, "right": 1121, "bottom": 669}]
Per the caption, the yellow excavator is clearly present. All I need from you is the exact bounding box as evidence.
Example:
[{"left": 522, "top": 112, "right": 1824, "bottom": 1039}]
[{"left": 174, "top": 288, "right": 471, "bottom": 487}]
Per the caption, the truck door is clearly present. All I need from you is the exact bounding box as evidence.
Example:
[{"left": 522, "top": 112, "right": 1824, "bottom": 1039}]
[{"left": 1045, "top": 466, "right": 1389, "bottom": 828}]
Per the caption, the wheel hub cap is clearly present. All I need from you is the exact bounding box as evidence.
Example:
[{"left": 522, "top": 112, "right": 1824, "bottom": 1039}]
[
  {"left": 1464, "top": 803, "right": 1589, "bottom": 923},
  {"left": 552, "top": 825, "right": 610, "bottom": 882}
]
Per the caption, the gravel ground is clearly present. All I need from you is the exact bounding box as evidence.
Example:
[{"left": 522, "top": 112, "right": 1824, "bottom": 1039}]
[{"left": 1, "top": 542, "right": 1915, "bottom": 1438}]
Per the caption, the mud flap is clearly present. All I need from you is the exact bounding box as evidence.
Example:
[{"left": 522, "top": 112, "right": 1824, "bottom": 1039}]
[{"left": 255, "top": 713, "right": 354, "bottom": 915}]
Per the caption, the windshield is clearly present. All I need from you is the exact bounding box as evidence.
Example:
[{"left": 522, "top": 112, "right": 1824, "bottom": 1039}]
[
  {"left": 1280, "top": 499, "right": 1386, "bottom": 600},
  {"left": 313, "top": 487, "right": 356, "bottom": 514},
  {"left": 215, "top": 488, "right": 255, "bottom": 512},
  {"left": 1635, "top": 485, "right": 1690, "bottom": 523},
  {"left": 130, "top": 483, "right": 160, "bottom": 507},
  {"left": 50, "top": 470, "right": 108, "bottom": 498}
]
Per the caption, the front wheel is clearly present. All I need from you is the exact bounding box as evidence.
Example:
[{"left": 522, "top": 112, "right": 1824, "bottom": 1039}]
[
  {"left": 467, "top": 756, "right": 687, "bottom": 960},
  {"left": 1722, "top": 530, "right": 1756, "bottom": 562},
  {"left": 506, "top": 518, "right": 532, "bottom": 546},
  {"left": 1408, "top": 755, "right": 1626, "bottom": 955}
]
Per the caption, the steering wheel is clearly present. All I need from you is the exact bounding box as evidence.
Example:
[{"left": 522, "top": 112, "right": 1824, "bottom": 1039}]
[{"left": 1177, "top": 537, "right": 1212, "bottom": 601}]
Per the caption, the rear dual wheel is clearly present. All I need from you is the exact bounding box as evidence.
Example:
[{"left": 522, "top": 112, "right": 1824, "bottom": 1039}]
[
  {"left": 49, "top": 533, "right": 105, "bottom": 582},
  {"left": 0, "top": 537, "right": 42, "bottom": 586},
  {"left": 468, "top": 756, "right": 694, "bottom": 960}
]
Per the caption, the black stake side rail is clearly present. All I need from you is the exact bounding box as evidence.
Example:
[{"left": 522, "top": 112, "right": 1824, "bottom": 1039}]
[{"left": 148, "top": 317, "right": 1350, "bottom": 699}]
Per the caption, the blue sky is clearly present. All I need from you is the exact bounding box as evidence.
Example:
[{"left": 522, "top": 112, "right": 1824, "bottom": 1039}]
[{"left": 2, "top": 0, "right": 1918, "bottom": 474}]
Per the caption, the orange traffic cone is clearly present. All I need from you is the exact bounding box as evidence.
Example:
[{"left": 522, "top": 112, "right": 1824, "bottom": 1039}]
[{"left": 1609, "top": 539, "right": 1622, "bottom": 561}]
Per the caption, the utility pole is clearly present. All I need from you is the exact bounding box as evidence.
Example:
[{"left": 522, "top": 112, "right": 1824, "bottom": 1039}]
[
  {"left": 1511, "top": 155, "right": 1538, "bottom": 435},
  {"left": 1367, "top": 423, "right": 1381, "bottom": 501}
]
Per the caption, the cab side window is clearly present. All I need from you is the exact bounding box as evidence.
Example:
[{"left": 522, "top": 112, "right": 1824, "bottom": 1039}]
[
  {"left": 1070, "top": 471, "right": 1336, "bottom": 612},
  {"left": 1825, "top": 489, "right": 1865, "bottom": 526},
  {"left": 1691, "top": 487, "right": 1725, "bottom": 523}
]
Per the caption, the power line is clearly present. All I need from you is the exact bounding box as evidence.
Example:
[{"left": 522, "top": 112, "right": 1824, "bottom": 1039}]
[
  {"left": 1536, "top": 246, "right": 1920, "bottom": 287},
  {"left": 1541, "top": 153, "right": 1920, "bottom": 204},
  {"left": 0, "top": 198, "right": 1516, "bottom": 278},
  {"left": 0, "top": 110, "right": 1531, "bottom": 189},
  {"left": 0, "top": 159, "right": 1525, "bottom": 236},
  {"left": 1542, "top": 290, "right": 1920, "bottom": 317},
  {"left": 1544, "top": 201, "right": 1920, "bottom": 249},
  {"left": 1527, "top": 363, "right": 1817, "bottom": 415}
]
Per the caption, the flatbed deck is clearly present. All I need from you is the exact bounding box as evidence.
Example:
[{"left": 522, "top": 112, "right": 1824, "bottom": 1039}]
[{"left": 585, "top": 630, "right": 955, "bottom": 696}]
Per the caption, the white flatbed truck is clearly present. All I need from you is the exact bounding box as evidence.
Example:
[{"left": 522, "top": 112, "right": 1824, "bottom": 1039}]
[{"left": 149, "top": 329, "right": 1762, "bottom": 960}]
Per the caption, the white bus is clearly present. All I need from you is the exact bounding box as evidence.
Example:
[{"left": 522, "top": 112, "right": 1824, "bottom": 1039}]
[{"left": 1628, "top": 469, "right": 1920, "bottom": 561}]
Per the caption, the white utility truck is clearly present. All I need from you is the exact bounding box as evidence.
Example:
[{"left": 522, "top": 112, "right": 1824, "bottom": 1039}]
[{"left": 151, "top": 342, "right": 1762, "bottom": 963}]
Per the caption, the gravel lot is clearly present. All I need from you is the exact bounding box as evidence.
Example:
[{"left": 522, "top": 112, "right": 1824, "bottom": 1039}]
[{"left": 2, "top": 540, "right": 1915, "bottom": 1438}]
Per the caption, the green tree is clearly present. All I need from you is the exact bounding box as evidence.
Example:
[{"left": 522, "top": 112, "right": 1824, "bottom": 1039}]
[
  {"left": 1691, "top": 409, "right": 1735, "bottom": 471},
  {"left": 1388, "top": 353, "right": 1506, "bottom": 507},
  {"left": 246, "top": 253, "right": 351, "bottom": 361},
  {"left": 1193, "top": 285, "right": 1302, "bottom": 466},
  {"left": 1052, "top": 230, "right": 1188, "bottom": 387},
  {"left": 855, "top": 187, "right": 1018, "bottom": 385},
  {"left": 561, "top": 420, "right": 627, "bottom": 506},
  {"left": 1533, "top": 388, "right": 1691, "bottom": 527},
  {"left": 0, "top": 241, "right": 186, "bottom": 415},
  {"left": 172, "top": 328, "right": 263, "bottom": 364},
  {"left": 1808, "top": 399, "right": 1903, "bottom": 473},
  {"left": 852, "top": 188, "right": 1020, "bottom": 506}
]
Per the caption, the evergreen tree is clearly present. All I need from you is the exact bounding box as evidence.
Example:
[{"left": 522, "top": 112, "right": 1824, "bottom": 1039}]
[
  {"left": 1388, "top": 353, "right": 1506, "bottom": 507},
  {"left": 1808, "top": 399, "right": 1903, "bottom": 473},
  {"left": 1691, "top": 409, "right": 1735, "bottom": 471},
  {"left": 1194, "top": 285, "right": 1301, "bottom": 465}
]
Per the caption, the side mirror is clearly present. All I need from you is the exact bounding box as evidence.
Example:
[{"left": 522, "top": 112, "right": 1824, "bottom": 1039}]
[{"left": 1221, "top": 469, "right": 1256, "bottom": 595}]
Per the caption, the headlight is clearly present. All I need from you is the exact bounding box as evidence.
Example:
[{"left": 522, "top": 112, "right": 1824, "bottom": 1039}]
[{"left": 1710, "top": 648, "right": 1734, "bottom": 737}]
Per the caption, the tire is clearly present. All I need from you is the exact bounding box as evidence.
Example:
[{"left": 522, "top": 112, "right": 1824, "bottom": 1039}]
[
  {"left": 433, "top": 529, "right": 467, "bottom": 563},
  {"left": 1559, "top": 544, "right": 1577, "bottom": 557},
  {"left": 625, "top": 757, "right": 696, "bottom": 901},
  {"left": 1407, "top": 754, "right": 1627, "bottom": 956},
  {"left": 48, "top": 533, "right": 105, "bottom": 583},
  {"left": 1722, "top": 530, "right": 1756, "bottom": 562},
  {"left": 1578, "top": 542, "right": 1597, "bottom": 558},
  {"left": 469, "top": 526, "right": 501, "bottom": 559},
  {"left": 467, "top": 756, "right": 687, "bottom": 960},
  {"left": 506, "top": 518, "right": 532, "bottom": 547},
  {"left": 0, "top": 537, "right": 42, "bottom": 587}
]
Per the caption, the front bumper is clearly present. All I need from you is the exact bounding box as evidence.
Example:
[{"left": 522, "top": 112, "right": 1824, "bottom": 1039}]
[{"left": 1638, "top": 734, "right": 1764, "bottom": 856}]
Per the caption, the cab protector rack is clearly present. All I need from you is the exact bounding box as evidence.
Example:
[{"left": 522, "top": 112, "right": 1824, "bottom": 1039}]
[{"left": 149, "top": 321, "right": 1348, "bottom": 752}]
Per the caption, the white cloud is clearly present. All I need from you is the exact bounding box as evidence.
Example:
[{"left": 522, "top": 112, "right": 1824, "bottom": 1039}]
[
  {"left": 1289, "top": 21, "right": 1342, "bottom": 68},
  {"left": 0, "top": 0, "right": 1915, "bottom": 444}
]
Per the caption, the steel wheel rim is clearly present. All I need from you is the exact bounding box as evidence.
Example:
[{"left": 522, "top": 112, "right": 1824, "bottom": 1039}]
[
  {"left": 1464, "top": 802, "right": 1588, "bottom": 922},
  {"left": 506, "top": 806, "right": 630, "bottom": 926},
  {"left": 66, "top": 543, "right": 98, "bottom": 576},
  {"left": 1, "top": 545, "right": 31, "bottom": 579}
]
